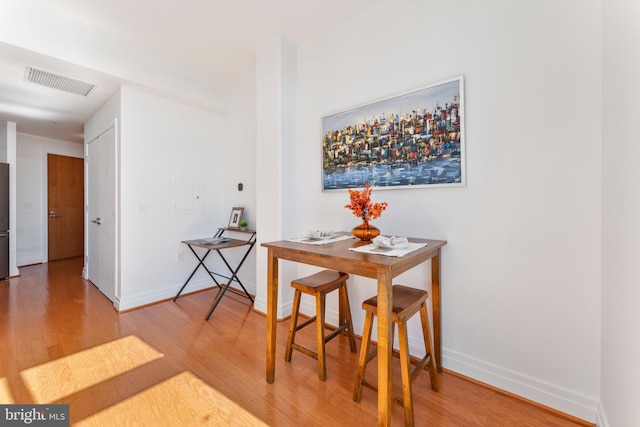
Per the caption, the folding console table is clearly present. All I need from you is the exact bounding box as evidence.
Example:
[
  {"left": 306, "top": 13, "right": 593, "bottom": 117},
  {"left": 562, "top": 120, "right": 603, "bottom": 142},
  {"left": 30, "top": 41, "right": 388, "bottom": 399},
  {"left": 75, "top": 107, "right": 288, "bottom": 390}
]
[{"left": 173, "top": 227, "right": 256, "bottom": 320}]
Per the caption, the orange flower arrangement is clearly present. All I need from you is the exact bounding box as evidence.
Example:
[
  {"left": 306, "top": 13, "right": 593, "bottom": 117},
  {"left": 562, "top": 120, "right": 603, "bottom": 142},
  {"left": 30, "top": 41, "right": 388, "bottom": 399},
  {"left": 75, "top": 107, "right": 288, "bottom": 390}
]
[{"left": 345, "top": 184, "right": 388, "bottom": 222}]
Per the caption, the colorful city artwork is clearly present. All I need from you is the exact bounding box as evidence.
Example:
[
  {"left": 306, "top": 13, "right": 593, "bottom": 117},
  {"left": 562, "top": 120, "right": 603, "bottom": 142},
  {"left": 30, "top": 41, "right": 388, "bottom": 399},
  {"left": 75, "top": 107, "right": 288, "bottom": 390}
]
[{"left": 322, "top": 76, "right": 465, "bottom": 191}]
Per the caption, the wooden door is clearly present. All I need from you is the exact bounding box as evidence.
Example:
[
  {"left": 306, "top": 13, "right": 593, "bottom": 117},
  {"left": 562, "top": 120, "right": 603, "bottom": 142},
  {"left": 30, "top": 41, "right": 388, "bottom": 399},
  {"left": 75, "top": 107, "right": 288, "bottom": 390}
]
[{"left": 48, "top": 154, "right": 84, "bottom": 261}]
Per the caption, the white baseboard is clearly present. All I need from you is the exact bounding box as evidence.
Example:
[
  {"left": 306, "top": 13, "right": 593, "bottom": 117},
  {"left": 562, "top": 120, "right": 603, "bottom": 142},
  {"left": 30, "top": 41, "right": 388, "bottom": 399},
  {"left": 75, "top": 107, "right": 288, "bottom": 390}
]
[
  {"left": 253, "top": 295, "right": 292, "bottom": 320},
  {"left": 115, "top": 285, "right": 187, "bottom": 312},
  {"left": 115, "top": 277, "right": 256, "bottom": 312},
  {"left": 16, "top": 255, "right": 42, "bottom": 266},
  {"left": 596, "top": 401, "right": 609, "bottom": 427},
  {"left": 443, "top": 348, "right": 598, "bottom": 424}
]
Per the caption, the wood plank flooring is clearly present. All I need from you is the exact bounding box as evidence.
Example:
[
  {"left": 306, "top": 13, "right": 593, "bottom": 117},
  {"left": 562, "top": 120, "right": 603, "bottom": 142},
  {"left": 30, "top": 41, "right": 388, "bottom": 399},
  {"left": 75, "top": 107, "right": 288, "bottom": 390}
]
[{"left": 0, "top": 258, "right": 593, "bottom": 426}]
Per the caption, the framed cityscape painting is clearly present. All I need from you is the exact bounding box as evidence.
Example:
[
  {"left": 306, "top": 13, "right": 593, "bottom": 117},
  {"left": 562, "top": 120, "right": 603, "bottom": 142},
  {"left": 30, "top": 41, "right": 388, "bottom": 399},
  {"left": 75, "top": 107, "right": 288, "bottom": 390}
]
[{"left": 321, "top": 75, "right": 465, "bottom": 191}]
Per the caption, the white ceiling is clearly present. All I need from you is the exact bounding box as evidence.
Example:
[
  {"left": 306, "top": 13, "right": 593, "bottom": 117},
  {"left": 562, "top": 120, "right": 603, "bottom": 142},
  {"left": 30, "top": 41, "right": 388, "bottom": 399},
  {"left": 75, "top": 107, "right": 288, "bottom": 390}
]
[{"left": 0, "top": 0, "right": 381, "bottom": 144}]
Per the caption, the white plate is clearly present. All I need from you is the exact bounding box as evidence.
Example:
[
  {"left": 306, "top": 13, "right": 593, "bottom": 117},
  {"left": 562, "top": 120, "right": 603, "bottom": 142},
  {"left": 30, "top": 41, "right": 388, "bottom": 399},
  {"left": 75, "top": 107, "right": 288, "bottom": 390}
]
[{"left": 374, "top": 241, "right": 410, "bottom": 250}]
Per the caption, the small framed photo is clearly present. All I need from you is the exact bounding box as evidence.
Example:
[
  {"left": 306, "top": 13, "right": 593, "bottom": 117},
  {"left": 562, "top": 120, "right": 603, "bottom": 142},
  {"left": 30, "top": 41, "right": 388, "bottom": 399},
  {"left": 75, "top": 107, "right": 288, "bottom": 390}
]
[{"left": 228, "top": 207, "right": 244, "bottom": 229}]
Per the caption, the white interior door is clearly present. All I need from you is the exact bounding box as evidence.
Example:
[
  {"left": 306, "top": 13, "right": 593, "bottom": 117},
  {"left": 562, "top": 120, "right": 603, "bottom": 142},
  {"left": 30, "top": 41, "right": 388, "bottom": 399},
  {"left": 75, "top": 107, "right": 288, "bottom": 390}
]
[{"left": 87, "top": 125, "right": 116, "bottom": 302}]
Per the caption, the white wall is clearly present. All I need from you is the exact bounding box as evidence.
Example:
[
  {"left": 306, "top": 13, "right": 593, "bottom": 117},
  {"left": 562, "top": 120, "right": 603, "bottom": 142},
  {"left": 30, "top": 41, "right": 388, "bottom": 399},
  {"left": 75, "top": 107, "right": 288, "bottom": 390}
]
[
  {"left": 221, "top": 70, "right": 258, "bottom": 292},
  {"left": 254, "top": 37, "right": 300, "bottom": 318},
  {"left": 601, "top": 1, "right": 640, "bottom": 426},
  {"left": 113, "top": 86, "right": 229, "bottom": 310},
  {"left": 224, "top": 71, "right": 257, "bottom": 224},
  {"left": 288, "top": 0, "right": 601, "bottom": 422},
  {"left": 16, "top": 133, "right": 83, "bottom": 266}
]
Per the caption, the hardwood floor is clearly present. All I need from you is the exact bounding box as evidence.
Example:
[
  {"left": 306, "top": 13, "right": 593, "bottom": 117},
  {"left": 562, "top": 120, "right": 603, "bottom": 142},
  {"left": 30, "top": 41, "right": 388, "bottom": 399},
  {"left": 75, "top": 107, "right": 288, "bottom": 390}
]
[{"left": 0, "top": 258, "right": 593, "bottom": 426}]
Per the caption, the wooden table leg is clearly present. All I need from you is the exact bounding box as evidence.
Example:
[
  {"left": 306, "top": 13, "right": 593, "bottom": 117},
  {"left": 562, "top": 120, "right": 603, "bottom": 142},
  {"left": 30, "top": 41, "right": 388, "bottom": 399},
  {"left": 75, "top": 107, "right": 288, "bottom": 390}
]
[
  {"left": 431, "top": 251, "right": 442, "bottom": 373},
  {"left": 377, "top": 270, "right": 393, "bottom": 426},
  {"left": 266, "top": 249, "right": 279, "bottom": 383}
]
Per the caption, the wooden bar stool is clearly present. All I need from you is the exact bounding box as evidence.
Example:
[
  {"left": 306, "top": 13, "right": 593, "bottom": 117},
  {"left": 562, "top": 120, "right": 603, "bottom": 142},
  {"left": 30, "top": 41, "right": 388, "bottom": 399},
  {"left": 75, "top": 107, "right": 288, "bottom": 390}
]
[
  {"left": 285, "top": 270, "right": 357, "bottom": 380},
  {"left": 353, "top": 284, "right": 439, "bottom": 426}
]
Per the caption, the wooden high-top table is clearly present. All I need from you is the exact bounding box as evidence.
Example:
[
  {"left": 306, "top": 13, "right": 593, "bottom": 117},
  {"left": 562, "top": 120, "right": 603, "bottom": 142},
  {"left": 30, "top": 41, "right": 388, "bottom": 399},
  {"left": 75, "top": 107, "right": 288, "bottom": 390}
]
[{"left": 261, "top": 234, "right": 446, "bottom": 426}]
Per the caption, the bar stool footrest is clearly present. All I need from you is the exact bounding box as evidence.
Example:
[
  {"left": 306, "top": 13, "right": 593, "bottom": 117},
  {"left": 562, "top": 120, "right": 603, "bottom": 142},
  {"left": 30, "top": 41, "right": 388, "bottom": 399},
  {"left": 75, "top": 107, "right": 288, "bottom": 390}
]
[
  {"left": 290, "top": 343, "right": 319, "bottom": 360},
  {"left": 411, "top": 354, "right": 431, "bottom": 381},
  {"left": 362, "top": 380, "right": 405, "bottom": 406},
  {"left": 294, "top": 316, "right": 317, "bottom": 332},
  {"left": 324, "top": 323, "right": 349, "bottom": 343}
]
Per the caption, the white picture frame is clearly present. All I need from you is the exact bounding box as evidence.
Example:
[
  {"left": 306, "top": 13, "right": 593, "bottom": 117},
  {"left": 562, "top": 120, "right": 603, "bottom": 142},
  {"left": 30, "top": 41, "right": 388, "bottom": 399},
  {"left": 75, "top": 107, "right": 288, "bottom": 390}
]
[{"left": 227, "top": 207, "right": 244, "bottom": 230}]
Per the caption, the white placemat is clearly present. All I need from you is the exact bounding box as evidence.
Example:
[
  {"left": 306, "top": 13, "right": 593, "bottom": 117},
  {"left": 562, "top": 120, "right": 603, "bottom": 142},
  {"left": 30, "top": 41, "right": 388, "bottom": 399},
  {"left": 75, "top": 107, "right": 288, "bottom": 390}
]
[
  {"left": 349, "top": 242, "right": 427, "bottom": 257},
  {"left": 287, "top": 235, "right": 354, "bottom": 245}
]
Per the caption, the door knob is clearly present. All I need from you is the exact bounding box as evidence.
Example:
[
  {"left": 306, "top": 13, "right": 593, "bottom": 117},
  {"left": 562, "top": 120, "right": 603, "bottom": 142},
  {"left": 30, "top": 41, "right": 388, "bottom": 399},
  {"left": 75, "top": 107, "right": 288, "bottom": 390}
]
[
  {"left": 91, "top": 217, "right": 102, "bottom": 225},
  {"left": 49, "top": 210, "right": 61, "bottom": 218}
]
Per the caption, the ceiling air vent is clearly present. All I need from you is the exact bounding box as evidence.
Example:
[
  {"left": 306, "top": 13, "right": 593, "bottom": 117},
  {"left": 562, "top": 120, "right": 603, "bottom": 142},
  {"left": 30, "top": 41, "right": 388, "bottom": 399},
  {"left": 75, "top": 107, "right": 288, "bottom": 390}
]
[{"left": 23, "top": 66, "right": 96, "bottom": 96}]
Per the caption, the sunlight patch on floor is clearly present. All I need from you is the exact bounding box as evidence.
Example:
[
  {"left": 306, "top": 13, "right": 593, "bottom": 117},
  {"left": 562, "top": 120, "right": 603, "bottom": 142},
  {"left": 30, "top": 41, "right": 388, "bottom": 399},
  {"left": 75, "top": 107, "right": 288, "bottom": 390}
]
[
  {"left": 74, "top": 371, "right": 268, "bottom": 426},
  {"left": 20, "top": 335, "right": 163, "bottom": 403},
  {"left": 0, "top": 378, "right": 15, "bottom": 403}
]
